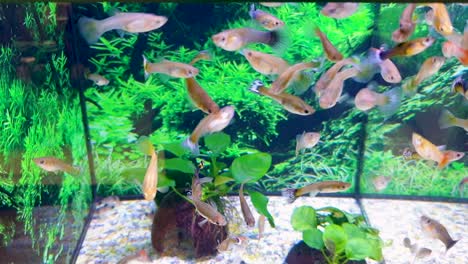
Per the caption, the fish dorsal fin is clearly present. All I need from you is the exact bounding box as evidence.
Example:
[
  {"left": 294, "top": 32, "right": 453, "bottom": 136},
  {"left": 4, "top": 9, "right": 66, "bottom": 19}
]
[{"left": 436, "top": 145, "right": 446, "bottom": 151}]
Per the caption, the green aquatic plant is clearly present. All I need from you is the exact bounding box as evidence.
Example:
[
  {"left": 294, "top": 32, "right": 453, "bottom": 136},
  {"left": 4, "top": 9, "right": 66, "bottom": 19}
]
[{"left": 291, "top": 205, "right": 383, "bottom": 264}]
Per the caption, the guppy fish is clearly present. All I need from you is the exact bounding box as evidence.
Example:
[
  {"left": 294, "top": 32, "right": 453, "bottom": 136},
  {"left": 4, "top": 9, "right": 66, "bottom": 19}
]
[
  {"left": 282, "top": 181, "right": 351, "bottom": 203},
  {"left": 442, "top": 41, "right": 468, "bottom": 66},
  {"left": 138, "top": 136, "right": 159, "bottom": 201},
  {"left": 189, "top": 50, "right": 212, "bottom": 65},
  {"left": 185, "top": 77, "right": 220, "bottom": 114},
  {"left": 420, "top": 3, "right": 453, "bottom": 36},
  {"left": 403, "top": 237, "right": 432, "bottom": 263},
  {"left": 295, "top": 132, "right": 320, "bottom": 157},
  {"left": 392, "top": 4, "right": 416, "bottom": 43},
  {"left": 412, "top": 133, "right": 465, "bottom": 169},
  {"left": 239, "top": 183, "right": 255, "bottom": 227},
  {"left": 85, "top": 71, "right": 109, "bottom": 86},
  {"left": 249, "top": 80, "right": 315, "bottom": 116},
  {"left": 321, "top": 2, "right": 359, "bottom": 19},
  {"left": 249, "top": 4, "right": 284, "bottom": 31},
  {"left": 438, "top": 109, "right": 468, "bottom": 132},
  {"left": 420, "top": 215, "right": 458, "bottom": 251},
  {"left": 212, "top": 27, "right": 288, "bottom": 52},
  {"left": 143, "top": 56, "right": 199, "bottom": 79},
  {"left": 451, "top": 75, "right": 467, "bottom": 99},
  {"left": 354, "top": 85, "right": 402, "bottom": 118},
  {"left": 404, "top": 56, "right": 445, "bottom": 95},
  {"left": 372, "top": 176, "right": 391, "bottom": 192},
  {"left": 182, "top": 105, "right": 235, "bottom": 154},
  {"left": 314, "top": 26, "right": 343, "bottom": 62},
  {"left": 270, "top": 61, "right": 321, "bottom": 94},
  {"left": 319, "top": 67, "right": 360, "bottom": 109},
  {"left": 192, "top": 199, "right": 227, "bottom": 226},
  {"left": 380, "top": 37, "right": 435, "bottom": 60},
  {"left": 33, "top": 157, "right": 80, "bottom": 175},
  {"left": 242, "top": 49, "right": 290, "bottom": 75},
  {"left": 78, "top": 12, "right": 167, "bottom": 44},
  {"left": 217, "top": 235, "right": 248, "bottom": 252},
  {"left": 117, "top": 249, "right": 152, "bottom": 264},
  {"left": 315, "top": 58, "right": 354, "bottom": 97}
]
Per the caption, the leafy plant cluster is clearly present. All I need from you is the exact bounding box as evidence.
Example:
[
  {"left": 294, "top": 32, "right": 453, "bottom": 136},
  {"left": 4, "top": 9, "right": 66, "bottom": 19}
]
[
  {"left": 291, "top": 205, "right": 383, "bottom": 264},
  {"left": 0, "top": 45, "right": 91, "bottom": 262}
]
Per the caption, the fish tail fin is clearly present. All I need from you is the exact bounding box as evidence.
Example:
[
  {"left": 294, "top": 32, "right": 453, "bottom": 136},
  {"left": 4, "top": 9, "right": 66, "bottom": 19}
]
[
  {"left": 268, "top": 27, "right": 291, "bottom": 56},
  {"left": 290, "top": 71, "right": 314, "bottom": 95},
  {"left": 249, "top": 79, "right": 264, "bottom": 94},
  {"left": 142, "top": 55, "right": 150, "bottom": 80},
  {"left": 281, "top": 188, "right": 298, "bottom": 203},
  {"left": 446, "top": 239, "right": 458, "bottom": 251},
  {"left": 249, "top": 3, "right": 256, "bottom": 18},
  {"left": 402, "top": 77, "right": 418, "bottom": 96},
  {"left": 137, "top": 136, "right": 155, "bottom": 155},
  {"left": 437, "top": 152, "right": 450, "bottom": 169},
  {"left": 78, "top": 16, "right": 104, "bottom": 45},
  {"left": 378, "top": 86, "right": 402, "bottom": 119},
  {"left": 438, "top": 109, "right": 456, "bottom": 129},
  {"left": 182, "top": 137, "right": 199, "bottom": 155},
  {"left": 69, "top": 166, "right": 82, "bottom": 175}
]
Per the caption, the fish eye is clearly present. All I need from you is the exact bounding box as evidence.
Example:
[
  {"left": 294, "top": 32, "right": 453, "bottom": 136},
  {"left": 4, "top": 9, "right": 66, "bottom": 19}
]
[
  {"left": 304, "top": 109, "right": 309, "bottom": 114},
  {"left": 275, "top": 21, "right": 279, "bottom": 25},
  {"left": 188, "top": 70, "right": 193, "bottom": 75},
  {"left": 247, "top": 51, "right": 252, "bottom": 56},
  {"left": 456, "top": 153, "right": 462, "bottom": 157},
  {"left": 221, "top": 37, "right": 226, "bottom": 42},
  {"left": 39, "top": 160, "right": 45, "bottom": 164}
]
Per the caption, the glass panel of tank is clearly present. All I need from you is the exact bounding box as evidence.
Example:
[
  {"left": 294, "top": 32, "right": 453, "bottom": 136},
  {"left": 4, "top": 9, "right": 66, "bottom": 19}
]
[{"left": 0, "top": 3, "right": 92, "bottom": 263}]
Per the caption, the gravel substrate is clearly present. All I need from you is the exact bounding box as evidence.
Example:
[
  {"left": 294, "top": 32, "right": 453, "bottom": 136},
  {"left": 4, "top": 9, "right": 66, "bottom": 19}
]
[
  {"left": 362, "top": 199, "right": 467, "bottom": 264},
  {"left": 76, "top": 196, "right": 361, "bottom": 263}
]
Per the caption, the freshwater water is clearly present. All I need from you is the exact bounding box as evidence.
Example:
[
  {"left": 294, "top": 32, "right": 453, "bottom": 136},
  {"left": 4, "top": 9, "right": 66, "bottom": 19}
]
[{"left": 0, "top": 2, "right": 466, "bottom": 263}]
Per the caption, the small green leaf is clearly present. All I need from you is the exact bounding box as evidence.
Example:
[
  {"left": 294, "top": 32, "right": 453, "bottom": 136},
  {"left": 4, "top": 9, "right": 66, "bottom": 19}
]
[
  {"left": 205, "top": 132, "right": 230, "bottom": 156},
  {"left": 342, "top": 223, "right": 366, "bottom": 240},
  {"left": 323, "top": 224, "right": 347, "bottom": 255},
  {"left": 345, "top": 238, "right": 382, "bottom": 261},
  {"left": 249, "top": 191, "right": 275, "bottom": 228},
  {"left": 303, "top": 228, "right": 324, "bottom": 250},
  {"left": 291, "top": 206, "right": 317, "bottom": 232},
  {"left": 164, "top": 158, "right": 195, "bottom": 174},
  {"left": 214, "top": 175, "right": 234, "bottom": 186},
  {"left": 231, "top": 152, "right": 271, "bottom": 183},
  {"left": 163, "top": 142, "right": 188, "bottom": 157}
]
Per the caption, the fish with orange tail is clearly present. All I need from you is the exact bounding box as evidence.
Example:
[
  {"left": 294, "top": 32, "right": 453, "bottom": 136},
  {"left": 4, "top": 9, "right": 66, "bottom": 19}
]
[
  {"left": 189, "top": 50, "right": 212, "bottom": 65},
  {"left": 412, "top": 133, "right": 465, "bottom": 169},
  {"left": 249, "top": 80, "right": 315, "bottom": 116},
  {"left": 380, "top": 37, "right": 435, "bottom": 60},
  {"left": 241, "top": 49, "right": 290, "bottom": 75},
  {"left": 281, "top": 181, "right": 351, "bottom": 203},
  {"left": 321, "top": 3, "right": 359, "bottom": 19},
  {"left": 33, "top": 157, "right": 81, "bottom": 175},
  {"left": 143, "top": 56, "right": 199, "bottom": 79},
  {"left": 438, "top": 109, "right": 468, "bottom": 132},
  {"left": 212, "top": 27, "right": 289, "bottom": 53},
  {"left": 392, "top": 4, "right": 417, "bottom": 43},
  {"left": 249, "top": 4, "right": 284, "bottom": 30},
  {"left": 182, "top": 105, "right": 235, "bottom": 154},
  {"left": 314, "top": 25, "right": 343, "bottom": 62},
  {"left": 442, "top": 41, "right": 468, "bottom": 66},
  {"left": 420, "top": 215, "right": 458, "bottom": 251}
]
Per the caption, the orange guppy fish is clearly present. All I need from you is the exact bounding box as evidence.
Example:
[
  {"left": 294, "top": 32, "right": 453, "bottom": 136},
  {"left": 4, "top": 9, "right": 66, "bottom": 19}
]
[
  {"left": 412, "top": 133, "right": 464, "bottom": 169},
  {"left": 392, "top": 4, "right": 416, "bottom": 43},
  {"left": 249, "top": 4, "right": 284, "bottom": 30},
  {"left": 314, "top": 26, "right": 343, "bottom": 61},
  {"left": 185, "top": 78, "right": 220, "bottom": 114},
  {"left": 420, "top": 215, "right": 458, "bottom": 251},
  {"left": 380, "top": 37, "right": 435, "bottom": 60},
  {"left": 33, "top": 157, "right": 80, "bottom": 175},
  {"left": 282, "top": 181, "right": 351, "bottom": 203},
  {"left": 242, "top": 49, "right": 290, "bottom": 75},
  {"left": 143, "top": 56, "right": 199, "bottom": 78}
]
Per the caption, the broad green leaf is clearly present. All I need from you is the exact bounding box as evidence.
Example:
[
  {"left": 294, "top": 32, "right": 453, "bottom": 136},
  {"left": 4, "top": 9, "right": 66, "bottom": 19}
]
[
  {"left": 291, "top": 206, "right": 317, "bottom": 232},
  {"left": 214, "top": 175, "right": 234, "bottom": 186},
  {"left": 205, "top": 132, "right": 230, "bottom": 156},
  {"left": 342, "top": 223, "right": 366, "bottom": 240},
  {"left": 303, "top": 228, "right": 324, "bottom": 250},
  {"left": 164, "top": 158, "right": 195, "bottom": 174},
  {"left": 163, "top": 142, "right": 188, "bottom": 157},
  {"left": 345, "top": 238, "right": 382, "bottom": 261},
  {"left": 158, "top": 173, "right": 175, "bottom": 188},
  {"left": 231, "top": 152, "right": 271, "bottom": 183},
  {"left": 323, "top": 224, "right": 347, "bottom": 255},
  {"left": 249, "top": 191, "right": 275, "bottom": 228}
]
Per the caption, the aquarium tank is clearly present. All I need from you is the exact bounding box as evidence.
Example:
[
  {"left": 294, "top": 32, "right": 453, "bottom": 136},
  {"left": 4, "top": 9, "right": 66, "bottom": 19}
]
[{"left": 0, "top": 2, "right": 466, "bottom": 264}]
